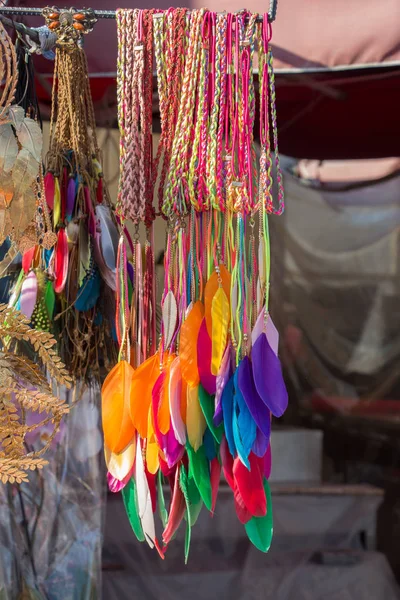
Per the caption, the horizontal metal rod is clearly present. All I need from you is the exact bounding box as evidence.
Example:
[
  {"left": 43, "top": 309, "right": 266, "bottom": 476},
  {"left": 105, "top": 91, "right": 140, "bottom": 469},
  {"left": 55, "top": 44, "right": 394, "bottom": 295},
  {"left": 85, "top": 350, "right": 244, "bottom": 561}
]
[{"left": 0, "top": 3, "right": 278, "bottom": 23}]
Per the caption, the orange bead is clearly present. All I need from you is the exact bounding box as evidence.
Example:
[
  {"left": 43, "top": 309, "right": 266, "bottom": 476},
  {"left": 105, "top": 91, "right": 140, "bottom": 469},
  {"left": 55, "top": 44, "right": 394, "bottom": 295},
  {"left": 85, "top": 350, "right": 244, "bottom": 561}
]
[
  {"left": 73, "top": 22, "right": 85, "bottom": 30},
  {"left": 73, "top": 13, "right": 86, "bottom": 21},
  {"left": 48, "top": 12, "right": 59, "bottom": 19},
  {"left": 48, "top": 21, "right": 60, "bottom": 29}
]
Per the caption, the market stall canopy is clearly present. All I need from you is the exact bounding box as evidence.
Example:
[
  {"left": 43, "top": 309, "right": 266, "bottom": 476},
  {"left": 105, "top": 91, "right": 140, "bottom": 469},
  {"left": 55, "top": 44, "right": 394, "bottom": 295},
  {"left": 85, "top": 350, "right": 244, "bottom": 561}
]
[{"left": 2, "top": 0, "right": 400, "bottom": 158}]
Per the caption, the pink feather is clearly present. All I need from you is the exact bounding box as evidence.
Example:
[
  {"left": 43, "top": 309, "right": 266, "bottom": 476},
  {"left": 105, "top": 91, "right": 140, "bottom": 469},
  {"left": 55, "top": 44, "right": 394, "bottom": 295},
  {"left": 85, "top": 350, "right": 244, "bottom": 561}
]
[
  {"left": 20, "top": 271, "right": 38, "bottom": 319},
  {"left": 107, "top": 466, "right": 134, "bottom": 493},
  {"left": 54, "top": 229, "right": 69, "bottom": 294},
  {"left": 214, "top": 342, "right": 233, "bottom": 426}
]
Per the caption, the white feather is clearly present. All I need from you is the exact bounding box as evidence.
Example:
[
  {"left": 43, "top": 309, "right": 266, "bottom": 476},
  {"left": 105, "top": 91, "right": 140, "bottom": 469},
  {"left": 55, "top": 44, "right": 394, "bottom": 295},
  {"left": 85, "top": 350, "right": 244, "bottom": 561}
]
[{"left": 135, "top": 436, "right": 155, "bottom": 548}]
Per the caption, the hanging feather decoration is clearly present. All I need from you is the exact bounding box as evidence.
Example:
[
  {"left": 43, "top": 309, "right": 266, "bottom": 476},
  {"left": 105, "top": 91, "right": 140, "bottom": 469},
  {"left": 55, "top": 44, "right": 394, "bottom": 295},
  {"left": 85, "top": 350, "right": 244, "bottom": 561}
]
[
  {"left": 19, "top": 271, "right": 38, "bottom": 320},
  {"left": 252, "top": 333, "right": 288, "bottom": 418}
]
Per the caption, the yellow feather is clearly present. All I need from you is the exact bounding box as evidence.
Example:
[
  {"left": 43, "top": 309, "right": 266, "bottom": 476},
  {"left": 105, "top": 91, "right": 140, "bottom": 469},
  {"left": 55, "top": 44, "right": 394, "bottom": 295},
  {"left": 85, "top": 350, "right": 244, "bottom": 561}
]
[
  {"left": 186, "top": 385, "right": 206, "bottom": 451},
  {"left": 146, "top": 405, "right": 159, "bottom": 474},
  {"left": 53, "top": 177, "right": 61, "bottom": 229},
  {"left": 211, "top": 287, "right": 229, "bottom": 375}
]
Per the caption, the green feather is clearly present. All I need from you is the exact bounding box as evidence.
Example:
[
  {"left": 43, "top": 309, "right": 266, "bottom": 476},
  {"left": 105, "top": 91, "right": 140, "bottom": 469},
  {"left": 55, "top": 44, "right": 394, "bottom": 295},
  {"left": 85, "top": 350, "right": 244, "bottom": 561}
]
[
  {"left": 179, "top": 465, "right": 192, "bottom": 563},
  {"left": 157, "top": 470, "right": 168, "bottom": 528},
  {"left": 186, "top": 441, "right": 212, "bottom": 511},
  {"left": 44, "top": 280, "right": 55, "bottom": 319},
  {"left": 198, "top": 384, "right": 223, "bottom": 443},
  {"left": 244, "top": 478, "right": 273, "bottom": 552},
  {"left": 121, "top": 477, "right": 145, "bottom": 542}
]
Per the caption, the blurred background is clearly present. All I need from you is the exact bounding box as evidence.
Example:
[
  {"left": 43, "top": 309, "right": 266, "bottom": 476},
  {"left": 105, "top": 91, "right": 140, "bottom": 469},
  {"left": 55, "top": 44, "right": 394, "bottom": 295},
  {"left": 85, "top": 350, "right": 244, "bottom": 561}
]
[{"left": 1, "top": 0, "right": 400, "bottom": 598}]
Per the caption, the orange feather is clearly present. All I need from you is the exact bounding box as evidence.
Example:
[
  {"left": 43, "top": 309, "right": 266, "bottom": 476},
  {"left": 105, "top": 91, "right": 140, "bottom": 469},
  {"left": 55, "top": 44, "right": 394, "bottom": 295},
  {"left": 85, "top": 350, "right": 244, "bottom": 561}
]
[
  {"left": 179, "top": 301, "right": 204, "bottom": 387},
  {"left": 102, "top": 360, "right": 136, "bottom": 454},
  {"left": 130, "top": 353, "right": 160, "bottom": 438}
]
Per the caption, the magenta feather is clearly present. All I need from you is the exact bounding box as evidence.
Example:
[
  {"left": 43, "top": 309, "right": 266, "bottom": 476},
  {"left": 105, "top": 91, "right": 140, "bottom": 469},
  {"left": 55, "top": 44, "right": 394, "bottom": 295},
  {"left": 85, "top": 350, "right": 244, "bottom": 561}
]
[
  {"left": 107, "top": 466, "right": 133, "bottom": 493},
  {"left": 238, "top": 356, "right": 271, "bottom": 441},
  {"left": 66, "top": 176, "right": 76, "bottom": 220},
  {"left": 214, "top": 342, "right": 232, "bottom": 426},
  {"left": 264, "top": 444, "right": 272, "bottom": 479},
  {"left": 252, "top": 333, "right": 288, "bottom": 418},
  {"left": 169, "top": 357, "right": 186, "bottom": 445},
  {"left": 197, "top": 318, "right": 216, "bottom": 395},
  {"left": 20, "top": 271, "right": 38, "bottom": 319},
  {"left": 44, "top": 172, "right": 55, "bottom": 210},
  {"left": 152, "top": 371, "right": 183, "bottom": 467}
]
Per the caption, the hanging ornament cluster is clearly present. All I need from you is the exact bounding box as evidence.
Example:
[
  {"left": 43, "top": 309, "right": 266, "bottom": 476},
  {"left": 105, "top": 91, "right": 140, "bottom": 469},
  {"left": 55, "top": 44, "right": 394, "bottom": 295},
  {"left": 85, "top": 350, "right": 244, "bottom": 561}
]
[
  {"left": 102, "top": 8, "right": 288, "bottom": 560},
  {"left": 7, "top": 37, "right": 118, "bottom": 381}
]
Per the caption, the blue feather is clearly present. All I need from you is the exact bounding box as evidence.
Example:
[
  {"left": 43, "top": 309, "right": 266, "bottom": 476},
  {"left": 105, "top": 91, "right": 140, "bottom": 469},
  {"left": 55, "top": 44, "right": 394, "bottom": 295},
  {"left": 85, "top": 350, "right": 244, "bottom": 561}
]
[
  {"left": 233, "top": 368, "right": 256, "bottom": 469},
  {"left": 75, "top": 266, "right": 100, "bottom": 311},
  {"left": 203, "top": 427, "right": 216, "bottom": 461},
  {"left": 222, "top": 374, "right": 236, "bottom": 457}
]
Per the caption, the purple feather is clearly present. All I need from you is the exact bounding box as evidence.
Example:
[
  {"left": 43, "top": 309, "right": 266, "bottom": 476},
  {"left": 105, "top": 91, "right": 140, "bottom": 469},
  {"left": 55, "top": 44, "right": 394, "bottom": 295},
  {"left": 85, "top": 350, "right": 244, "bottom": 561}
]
[
  {"left": 264, "top": 444, "right": 272, "bottom": 479},
  {"left": 197, "top": 318, "right": 216, "bottom": 395},
  {"left": 252, "top": 308, "right": 279, "bottom": 356},
  {"left": 252, "top": 333, "right": 288, "bottom": 418},
  {"left": 238, "top": 356, "right": 271, "bottom": 440},
  {"left": 161, "top": 427, "right": 184, "bottom": 468},
  {"left": 66, "top": 177, "right": 76, "bottom": 220},
  {"left": 127, "top": 261, "right": 134, "bottom": 286},
  {"left": 252, "top": 428, "right": 269, "bottom": 457},
  {"left": 214, "top": 342, "right": 232, "bottom": 426},
  {"left": 20, "top": 271, "right": 38, "bottom": 320}
]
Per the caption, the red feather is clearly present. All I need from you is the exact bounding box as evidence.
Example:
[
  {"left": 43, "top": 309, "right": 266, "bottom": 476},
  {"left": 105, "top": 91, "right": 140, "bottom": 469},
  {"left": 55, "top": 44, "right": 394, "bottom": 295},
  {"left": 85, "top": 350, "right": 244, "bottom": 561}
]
[
  {"left": 233, "top": 454, "right": 266, "bottom": 517},
  {"left": 234, "top": 480, "right": 252, "bottom": 524},
  {"left": 220, "top": 436, "right": 234, "bottom": 490},
  {"left": 162, "top": 465, "right": 186, "bottom": 545},
  {"left": 22, "top": 247, "right": 35, "bottom": 274}
]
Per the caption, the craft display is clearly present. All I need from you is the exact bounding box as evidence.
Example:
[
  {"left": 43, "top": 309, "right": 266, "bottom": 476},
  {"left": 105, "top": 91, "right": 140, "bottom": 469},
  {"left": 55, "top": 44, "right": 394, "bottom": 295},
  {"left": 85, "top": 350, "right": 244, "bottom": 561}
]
[
  {"left": 0, "top": 3, "right": 287, "bottom": 562},
  {"left": 102, "top": 8, "right": 288, "bottom": 560}
]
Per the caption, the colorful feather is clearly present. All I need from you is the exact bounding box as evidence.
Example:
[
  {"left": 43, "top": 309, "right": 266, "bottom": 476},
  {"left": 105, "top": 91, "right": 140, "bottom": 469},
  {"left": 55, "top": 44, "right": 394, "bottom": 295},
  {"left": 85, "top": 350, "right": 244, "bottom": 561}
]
[
  {"left": 22, "top": 247, "right": 35, "bottom": 274},
  {"left": 244, "top": 479, "right": 273, "bottom": 552},
  {"left": 252, "top": 333, "right": 288, "bottom": 418},
  {"left": 233, "top": 454, "right": 266, "bottom": 517},
  {"left": 253, "top": 428, "right": 269, "bottom": 458},
  {"left": 264, "top": 444, "right": 272, "bottom": 479},
  {"left": 220, "top": 435, "right": 234, "bottom": 490},
  {"left": 146, "top": 405, "right": 159, "bottom": 475},
  {"left": 54, "top": 228, "right": 69, "bottom": 294},
  {"left": 179, "top": 464, "right": 193, "bottom": 563},
  {"left": 66, "top": 176, "right": 76, "bottom": 221},
  {"left": 238, "top": 356, "right": 271, "bottom": 442},
  {"left": 186, "top": 385, "right": 206, "bottom": 452},
  {"left": 233, "top": 368, "right": 257, "bottom": 465},
  {"left": 204, "top": 266, "right": 231, "bottom": 335},
  {"left": 197, "top": 318, "right": 217, "bottom": 395},
  {"left": 221, "top": 374, "right": 236, "bottom": 456},
  {"left": 251, "top": 307, "right": 279, "bottom": 356},
  {"left": 214, "top": 342, "right": 233, "bottom": 426},
  {"left": 157, "top": 471, "right": 168, "bottom": 528},
  {"left": 198, "top": 384, "right": 223, "bottom": 443},
  {"left": 121, "top": 476, "right": 145, "bottom": 542},
  {"left": 234, "top": 480, "right": 252, "bottom": 524},
  {"left": 179, "top": 301, "right": 204, "bottom": 387},
  {"left": 210, "top": 457, "right": 221, "bottom": 514},
  {"left": 186, "top": 441, "right": 212, "bottom": 511},
  {"left": 135, "top": 436, "right": 156, "bottom": 549},
  {"left": 75, "top": 264, "right": 100, "bottom": 311},
  {"left": 107, "top": 469, "right": 133, "bottom": 493},
  {"left": 162, "top": 290, "right": 178, "bottom": 350},
  {"left": 162, "top": 465, "right": 186, "bottom": 546},
  {"left": 130, "top": 353, "right": 160, "bottom": 438},
  {"left": 211, "top": 286, "right": 229, "bottom": 375},
  {"left": 104, "top": 437, "right": 136, "bottom": 482},
  {"left": 20, "top": 271, "right": 37, "bottom": 320},
  {"left": 44, "top": 279, "right": 55, "bottom": 320},
  {"left": 169, "top": 356, "right": 186, "bottom": 445},
  {"left": 44, "top": 171, "right": 55, "bottom": 210},
  {"left": 53, "top": 176, "right": 61, "bottom": 228},
  {"left": 101, "top": 360, "right": 136, "bottom": 454}
]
